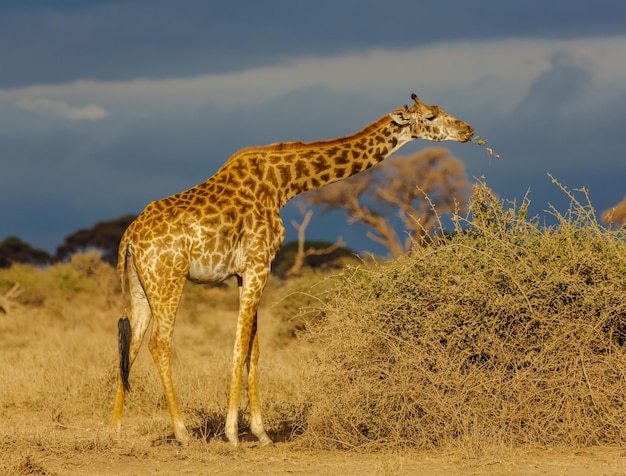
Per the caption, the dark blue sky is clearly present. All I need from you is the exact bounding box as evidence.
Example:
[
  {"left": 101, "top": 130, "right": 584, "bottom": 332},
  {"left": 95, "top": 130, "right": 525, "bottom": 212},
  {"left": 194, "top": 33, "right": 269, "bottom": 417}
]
[{"left": 1, "top": 1, "right": 625, "bottom": 256}]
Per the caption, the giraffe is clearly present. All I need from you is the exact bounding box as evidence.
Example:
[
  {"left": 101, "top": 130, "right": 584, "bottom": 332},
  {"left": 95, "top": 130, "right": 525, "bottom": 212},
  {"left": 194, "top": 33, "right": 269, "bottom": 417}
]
[{"left": 111, "top": 93, "right": 474, "bottom": 447}]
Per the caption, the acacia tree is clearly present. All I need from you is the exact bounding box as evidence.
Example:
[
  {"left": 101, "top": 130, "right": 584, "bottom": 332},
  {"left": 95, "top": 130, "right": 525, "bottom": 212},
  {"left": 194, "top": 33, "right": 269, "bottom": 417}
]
[
  {"left": 55, "top": 214, "right": 137, "bottom": 264},
  {"left": 0, "top": 236, "right": 52, "bottom": 268},
  {"left": 602, "top": 196, "right": 626, "bottom": 227},
  {"left": 304, "top": 147, "right": 471, "bottom": 257}
]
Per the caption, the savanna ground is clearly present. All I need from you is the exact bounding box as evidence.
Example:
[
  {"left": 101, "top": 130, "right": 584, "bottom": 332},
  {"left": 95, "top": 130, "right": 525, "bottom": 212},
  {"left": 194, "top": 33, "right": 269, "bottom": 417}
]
[{"left": 2, "top": 182, "right": 626, "bottom": 475}]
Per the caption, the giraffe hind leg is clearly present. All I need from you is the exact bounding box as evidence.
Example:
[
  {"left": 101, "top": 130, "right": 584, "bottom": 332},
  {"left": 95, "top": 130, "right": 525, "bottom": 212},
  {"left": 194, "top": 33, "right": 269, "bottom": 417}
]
[
  {"left": 145, "top": 275, "right": 190, "bottom": 445},
  {"left": 148, "top": 312, "right": 190, "bottom": 445},
  {"left": 111, "top": 260, "right": 153, "bottom": 438}
]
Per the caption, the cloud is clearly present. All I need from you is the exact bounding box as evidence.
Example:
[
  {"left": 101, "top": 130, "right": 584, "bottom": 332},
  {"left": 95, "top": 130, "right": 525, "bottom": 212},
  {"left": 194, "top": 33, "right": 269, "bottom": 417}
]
[
  {"left": 2, "top": 36, "right": 624, "bottom": 119},
  {"left": 514, "top": 50, "right": 593, "bottom": 119},
  {"left": 2, "top": 35, "right": 626, "bottom": 254},
  {"left": 15, "top": 97, "right": 108, "bottom": 120},
  {"left": 1, "top": 1, "right": 624, "bottom": 88}
]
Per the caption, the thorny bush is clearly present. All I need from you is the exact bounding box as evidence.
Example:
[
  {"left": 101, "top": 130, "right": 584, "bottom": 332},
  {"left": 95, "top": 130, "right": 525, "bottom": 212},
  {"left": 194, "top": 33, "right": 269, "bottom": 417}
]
[{"left": 299, "top": 179, "right": 626, "bottom": 453}]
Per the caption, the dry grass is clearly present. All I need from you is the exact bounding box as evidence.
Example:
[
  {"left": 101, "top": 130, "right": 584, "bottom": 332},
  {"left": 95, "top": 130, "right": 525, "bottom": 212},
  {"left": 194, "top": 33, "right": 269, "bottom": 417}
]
[{"left": 0, "top": 253, "right": 312, "bottom": 474}]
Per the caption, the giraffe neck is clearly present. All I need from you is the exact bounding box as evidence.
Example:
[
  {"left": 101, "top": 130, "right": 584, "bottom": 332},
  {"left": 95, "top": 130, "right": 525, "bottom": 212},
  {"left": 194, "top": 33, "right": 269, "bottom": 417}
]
[{"left": 260, "top": 114, "right": 412, "bottom": 207}]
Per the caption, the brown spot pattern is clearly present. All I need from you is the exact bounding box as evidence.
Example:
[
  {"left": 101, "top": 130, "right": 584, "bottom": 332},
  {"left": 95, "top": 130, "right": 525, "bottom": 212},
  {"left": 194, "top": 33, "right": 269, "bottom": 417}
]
[{"left": 111, "top": 94, "right": 473, "bottom": 448}]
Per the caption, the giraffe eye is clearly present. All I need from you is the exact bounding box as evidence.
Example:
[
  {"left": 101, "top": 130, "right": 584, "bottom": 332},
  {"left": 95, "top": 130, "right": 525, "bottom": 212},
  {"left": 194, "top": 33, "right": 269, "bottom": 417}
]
[{"left": 426, "top": 115, "right": 437, "bottom": 121}]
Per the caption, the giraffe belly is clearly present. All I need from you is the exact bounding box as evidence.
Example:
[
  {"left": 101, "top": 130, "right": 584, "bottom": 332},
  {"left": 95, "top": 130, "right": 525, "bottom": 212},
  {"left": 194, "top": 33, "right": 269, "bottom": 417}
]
[
  {"left": 187, "top": 260, "right": 235, "bottom": 284},
  {"left": 187, "top": 244, "right": 245, "bottom": 284}
]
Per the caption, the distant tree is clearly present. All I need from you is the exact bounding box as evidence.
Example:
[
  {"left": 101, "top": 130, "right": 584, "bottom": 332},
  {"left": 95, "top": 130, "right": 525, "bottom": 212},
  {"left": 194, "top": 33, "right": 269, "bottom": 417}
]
[
  {"left": 280, "top": 209, "right": 347, "bottom": 277},
  {"left": 272, "top": 240, "right": 355, "bottom": 278},
  {"left": 602, "top": 196, "right": 626, "bottom": 227},
  {"left": 55, "top": 214, "right": 137, "bottom": 264},
  {"left": 304, "top": 147, "right": 471, "bottom": 257},
  {"left": 0, "top": 236, "right": 53, "bottom": 268},
  {"left": 272, "top": 209, "right": 354, "bottom": 277}
]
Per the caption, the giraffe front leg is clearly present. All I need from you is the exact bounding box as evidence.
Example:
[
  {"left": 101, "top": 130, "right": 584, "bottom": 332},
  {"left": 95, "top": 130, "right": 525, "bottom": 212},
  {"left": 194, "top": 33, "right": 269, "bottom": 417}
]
[
  {"left": 247, "top": 316, "right": 273, "bottom": 446},
  {"left": 225, "top": 309, "right": 253, "bottom": 447},
  {"left": 225, "top": 370, "right": 242, "bottom": 445},
  {"left": 226, "top": 273, "right": 271, "bottom": 447}
]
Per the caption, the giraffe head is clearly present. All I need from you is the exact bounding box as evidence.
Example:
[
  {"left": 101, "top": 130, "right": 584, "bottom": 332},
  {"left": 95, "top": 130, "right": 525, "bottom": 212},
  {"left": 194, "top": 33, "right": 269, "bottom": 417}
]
[{"left": 389, "top": 93, "right": 473, "bottom": 143}]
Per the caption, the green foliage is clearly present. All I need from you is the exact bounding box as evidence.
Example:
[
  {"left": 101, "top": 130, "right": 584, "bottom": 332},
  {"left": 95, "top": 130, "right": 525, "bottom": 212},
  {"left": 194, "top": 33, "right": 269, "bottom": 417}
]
[
  {"left": 300, "top": 179, "right": 626, "bottom": 451},
  {"left": 471, "top": 135, "right": 500, "bottom": 159}
]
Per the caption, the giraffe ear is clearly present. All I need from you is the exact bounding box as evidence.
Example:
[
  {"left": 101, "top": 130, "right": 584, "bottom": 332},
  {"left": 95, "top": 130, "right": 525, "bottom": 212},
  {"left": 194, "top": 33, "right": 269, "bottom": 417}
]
[{"left": 389, "top": 109, "right": 412, "bottom": 126}]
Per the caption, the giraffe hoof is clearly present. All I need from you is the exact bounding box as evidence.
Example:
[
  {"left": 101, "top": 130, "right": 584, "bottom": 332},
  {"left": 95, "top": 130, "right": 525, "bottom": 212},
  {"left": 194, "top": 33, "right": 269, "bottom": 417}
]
[
  {"left": 225, "top": 427, "right": 240, "bottom": 447},
  {"left": 174, "top": 428, "right": 191, "bottom": 446},
  {"left": 109, "top": 430, "right": 120, "bottom": 442},
  {"left": 257, "top": 433, "right": 274, "bottom": 447}
]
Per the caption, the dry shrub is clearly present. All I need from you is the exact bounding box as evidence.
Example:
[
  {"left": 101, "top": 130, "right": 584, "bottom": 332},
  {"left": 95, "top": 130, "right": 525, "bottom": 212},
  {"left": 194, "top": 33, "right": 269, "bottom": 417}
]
[
  {"left": 300, "top": 179, "right": 626, "bottom": 452},
  {"left": 265, "top": 271, "right": 343, "bottom": 346},
  {"left": 0, "top": 251, "right": 118, "bottom": 307}
]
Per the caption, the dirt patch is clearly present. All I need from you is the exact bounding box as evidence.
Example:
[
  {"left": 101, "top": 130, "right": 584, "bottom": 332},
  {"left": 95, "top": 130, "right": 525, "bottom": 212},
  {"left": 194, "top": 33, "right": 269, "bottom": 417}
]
[{"left": 4, "top": 436, "right": 626, "bottom": 475}]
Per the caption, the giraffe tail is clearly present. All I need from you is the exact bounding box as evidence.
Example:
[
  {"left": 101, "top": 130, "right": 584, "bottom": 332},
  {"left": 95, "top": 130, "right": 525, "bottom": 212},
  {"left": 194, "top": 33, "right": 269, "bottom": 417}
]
[
  {"left": 118, "top": 316, "right": 131, "bottom": 392},
  {"left": 118, "top": 243, "right": 132, "bottom": 392}
]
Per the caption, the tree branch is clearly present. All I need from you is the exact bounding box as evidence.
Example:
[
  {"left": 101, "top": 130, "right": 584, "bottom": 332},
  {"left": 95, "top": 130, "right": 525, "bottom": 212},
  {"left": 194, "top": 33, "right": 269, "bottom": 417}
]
[{"left": 286, "top": 210, "right": 346, "bottom": 277}]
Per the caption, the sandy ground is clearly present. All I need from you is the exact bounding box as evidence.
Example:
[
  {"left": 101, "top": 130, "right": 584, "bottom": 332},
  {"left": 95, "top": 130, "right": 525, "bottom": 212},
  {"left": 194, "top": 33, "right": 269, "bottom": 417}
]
[{"left": 6, "top": 434, "right": 626, "bottom": 476}]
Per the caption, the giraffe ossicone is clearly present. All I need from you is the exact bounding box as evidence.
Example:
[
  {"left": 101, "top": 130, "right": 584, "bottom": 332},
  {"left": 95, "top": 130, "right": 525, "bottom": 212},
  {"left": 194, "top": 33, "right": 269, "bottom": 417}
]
[{"left": 110, "top": 94, "right": 473, "bottom": 447}]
